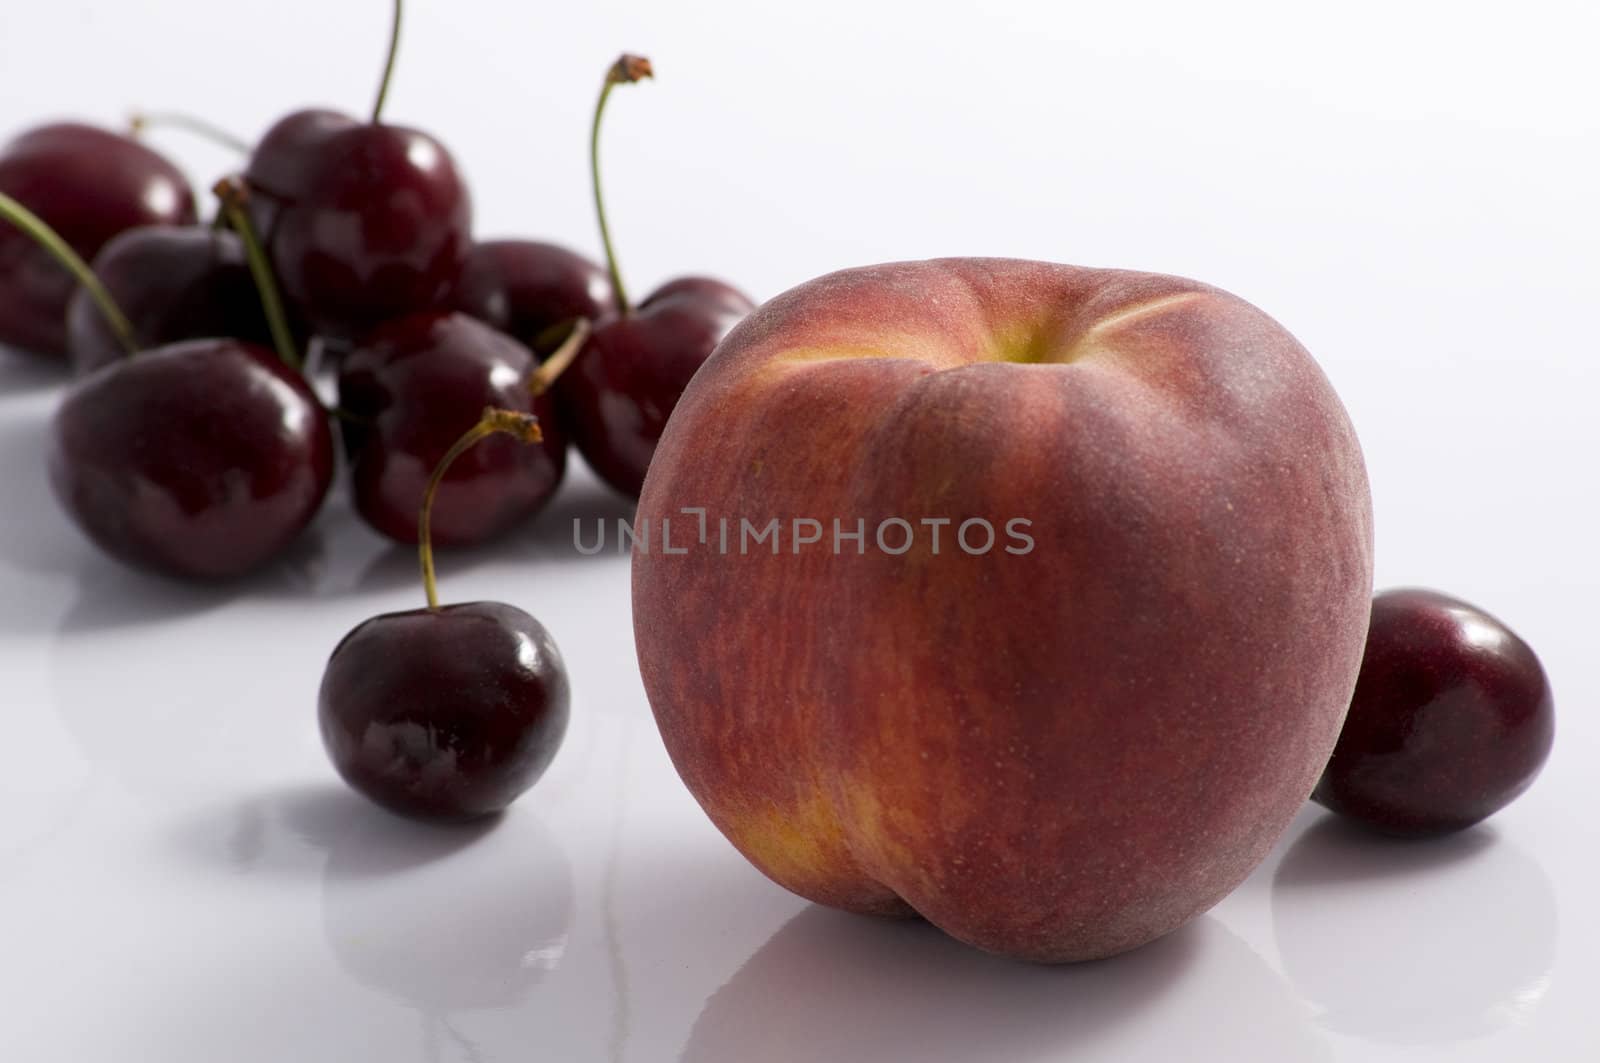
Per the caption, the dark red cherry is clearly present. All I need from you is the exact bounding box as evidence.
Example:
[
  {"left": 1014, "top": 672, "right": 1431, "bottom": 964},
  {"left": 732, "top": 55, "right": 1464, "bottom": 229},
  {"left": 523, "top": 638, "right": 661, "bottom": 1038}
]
[
  {"left": 645, "top": 276, "right": 757, "bottom": 310},
  {"left": 339, "top": 312, "right": 564, "bottom": 545},
  {"left": 319, "top": 600, "right": 569, "bottom": 821},
  {"left": 453, "top": 239, "right": 616, "bottom": 349},
  {"left": 243, "top": 109, "right": 472, "bottom": 340},
  {"left": 241, "top": 108, "right": 349, "bottom": 239},
  {"left": 1312, "top": 588, "right": 1555, "bottom": 836},
  {"left": 565, "top": 55, "right": 754, "bottom": 497},
  {"left": 49, "top": 339, "right": 334, "bottom": 579},
  {"left": 561, "top": 277, "right": 753, "bottom": 496},
  {"left": 0, "top": 123, "right": 196, "bottom": 358},
  {"left": 66, "top": 226, "right": 287, "bottom": 376}
]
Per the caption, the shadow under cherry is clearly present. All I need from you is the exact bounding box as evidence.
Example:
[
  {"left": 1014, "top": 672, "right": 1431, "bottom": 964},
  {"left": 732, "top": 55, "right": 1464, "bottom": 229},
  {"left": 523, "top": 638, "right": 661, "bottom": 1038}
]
[
  {"left": 167, "top": 781, "right": 499, "bottom": 882},
  {"left": 158, "top": 780, "right": 575, "bottom": 1062}
]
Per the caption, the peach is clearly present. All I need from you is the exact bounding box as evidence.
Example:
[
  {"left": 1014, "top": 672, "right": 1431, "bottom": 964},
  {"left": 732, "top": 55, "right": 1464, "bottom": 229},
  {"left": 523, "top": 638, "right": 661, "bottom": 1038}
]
[{"left": 633, "top": 258, "right": 1373, "bottom": 961}]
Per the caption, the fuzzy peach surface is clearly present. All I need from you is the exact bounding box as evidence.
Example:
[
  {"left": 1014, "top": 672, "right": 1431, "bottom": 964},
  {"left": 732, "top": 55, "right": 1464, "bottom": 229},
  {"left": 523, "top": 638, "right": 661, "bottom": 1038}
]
[{"left": 632, "top": 258, "right": 1373, "bottom": 962}]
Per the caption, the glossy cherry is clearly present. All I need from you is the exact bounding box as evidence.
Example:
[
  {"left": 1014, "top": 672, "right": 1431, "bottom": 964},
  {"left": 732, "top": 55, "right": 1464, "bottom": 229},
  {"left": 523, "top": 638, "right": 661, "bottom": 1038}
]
[
  {"left": 241, "top": 108, "right": 348, "bottom": 238},
  {"left": 454, "top": 239, "right": 617, "bottom": 350},
  {"left": 244, "top": 110, "right": 471, "bottom": 340},
  {"left": 319, "top": 408, "right": 570, "bottom": 821},
  {"left": 320, "top": 601, "right": 570, "bottom": 821},
  {"left": 0, "top": 123, "right": 196, "bottom": 358},
  {"left": 562, "top": 277, "right": 753, "bottom": 494},
  {"left": 1312, "top": 588, "right": 1555, "bottom": 836},
  {"left": 559, "top": 55, "right": 755, "bottom": 497},
  {"left": 243, "top": 2, "right": 470, "bottom": 340},
  {"left": 49, "top": 339, "right": 335, "bottom": 579},
  {"left": 339, "top": 312, "right": 573, "bottom": 545},
  {"left": 66, "top": 226, "right": 284, "bottom": 376}
]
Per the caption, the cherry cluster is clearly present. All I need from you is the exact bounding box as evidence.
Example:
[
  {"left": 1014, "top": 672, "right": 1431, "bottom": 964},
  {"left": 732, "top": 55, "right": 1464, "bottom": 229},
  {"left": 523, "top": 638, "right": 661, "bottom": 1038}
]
[
  {"left": 0, "top": 17, "right": 750, "bottom": 585},
  {"left": 0, "top": 5, "right": 752, "bottom": 819}
]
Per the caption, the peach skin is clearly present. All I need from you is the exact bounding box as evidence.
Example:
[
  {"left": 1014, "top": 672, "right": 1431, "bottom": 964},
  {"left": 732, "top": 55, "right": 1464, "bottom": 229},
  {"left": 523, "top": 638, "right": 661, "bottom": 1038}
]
[{"left": 632, "top": 258, "right": 1373, "bottom": 962}]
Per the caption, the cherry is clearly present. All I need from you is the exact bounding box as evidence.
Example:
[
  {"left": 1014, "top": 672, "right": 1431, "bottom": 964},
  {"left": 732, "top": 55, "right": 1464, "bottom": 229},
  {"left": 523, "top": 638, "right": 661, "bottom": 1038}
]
[
  {"left": 245, "top": 112, "right": 471, "bottom": 340},
  {"left": 338, "top": 313, "right": 586, "bottom": 546},
  {"left": 558, "top": 54, "right": 755, "bottom": 497},
  {"left": 244, "top": 1, "right": 472, "bottom": 340},
  {"left": 0, "top": 123, "right": 196, "bottom": 358},
  {"left": 6, "top": 177, "right": 334, "bottom": 580},
  {"left": 453, "top": 239, "right": 617, "bottom": 350},
  {"left": 562, "top": 276, "right": 753, "bottom": 493},
  {"left": 48, "top": 338, "right": 334, "bottom": 579},
  {"left": 241, "top": 108, "right": 348, "bottom": 239},
  {"left": 1312, "top": 588, "right": 1555, "bottom": 836},
  {"left": 319, "top": 408, "right": 570, "bottom": 821},
  {"left": 66, "top": 225, "right": 284, "bottom": 376}
]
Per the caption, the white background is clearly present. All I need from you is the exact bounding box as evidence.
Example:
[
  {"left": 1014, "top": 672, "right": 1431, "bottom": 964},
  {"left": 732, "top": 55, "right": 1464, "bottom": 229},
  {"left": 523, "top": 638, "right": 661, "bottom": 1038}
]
[{"left": 1, "top": 1, "right": 1597, "bottom": 1060}]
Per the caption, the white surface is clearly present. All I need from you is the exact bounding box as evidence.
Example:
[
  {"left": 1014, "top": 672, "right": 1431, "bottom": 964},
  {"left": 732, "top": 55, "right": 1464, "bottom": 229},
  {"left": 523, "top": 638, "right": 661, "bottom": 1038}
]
[{"left": 2, "top": 1, "right": 1599, "bottom": 1060}]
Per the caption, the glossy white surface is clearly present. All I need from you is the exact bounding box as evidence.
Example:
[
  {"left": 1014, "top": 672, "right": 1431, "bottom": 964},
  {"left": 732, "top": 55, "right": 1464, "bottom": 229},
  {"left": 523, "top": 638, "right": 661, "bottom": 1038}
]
[{"left": 2, "top": 2, "right": 1598, "bottom": 1060}]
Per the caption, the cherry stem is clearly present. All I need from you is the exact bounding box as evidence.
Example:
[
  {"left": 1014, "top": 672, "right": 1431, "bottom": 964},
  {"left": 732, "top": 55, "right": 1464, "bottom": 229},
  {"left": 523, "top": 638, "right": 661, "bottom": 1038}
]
[
  {"left": 128, "top": 111, "right": 249, "bottom": 154},
  {"left": 372, "top": 0, "right": 403, "bottom": 124},
  {"left": 526, "top": 318, "right": 591, "bottom": 397},
  {"left": 213, "top": 177, "right": 301, "bottom": 372},
  {"left": 591, "top": 54, "right": 653, "bottom": 316},
  {"left": 0, "top": 190, "right": 137, "bottom": 357},
  {"left": 327, "top": 405, "right": 373, "bottom": 426},
  {"left": 419, "top": 408, "right": 544, "bottom": 610}
]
